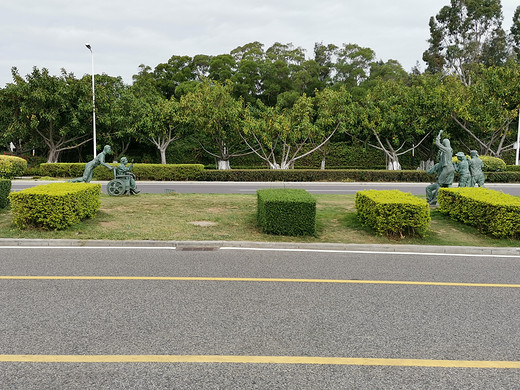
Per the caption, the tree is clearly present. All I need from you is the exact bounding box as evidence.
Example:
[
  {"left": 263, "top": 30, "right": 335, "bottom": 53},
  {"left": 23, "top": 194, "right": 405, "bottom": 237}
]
[
  {"left": 180, "top": 80, "right": 248, "bottom": 169},
  {"left": 334, "top": 43, "right": 375, "bottom": 87},
  {"left": 153, "top": 55, "right": 195, "bottom": 99},
  {"left": 242, "top": 88, "right": 353, "bottom": 169},
  {"left": 357, "top": 78, "right": 437, "bottom": 170},
  {"left": 423, "top": 0, "right": 507, "bottom": 85},
  {"left": 0, "top": 67, "right": 92, "bottom": 163},
  {"left": 231, "top": 42, "right": 265, "bottom": 103},
  {"left": 446, "top": 63, "right": 520, "bottom": 158},
  {"left": 510, "top": 6, "right": 520, "bottom": 61}
]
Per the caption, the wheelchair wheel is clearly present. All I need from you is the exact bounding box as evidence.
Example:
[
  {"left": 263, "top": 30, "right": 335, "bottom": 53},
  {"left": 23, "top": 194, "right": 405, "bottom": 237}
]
[{"left": 107, "top": 179, "right": 126, "bottom": 196}]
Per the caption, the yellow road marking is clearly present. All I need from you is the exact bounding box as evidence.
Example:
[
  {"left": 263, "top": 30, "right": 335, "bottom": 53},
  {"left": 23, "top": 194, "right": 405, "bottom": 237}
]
[
  {"left": 0, "top": 354, "right": 519, "bottom": 368},
  {"left": 0, "top": 275, "right": 519, "bottom": 288}
]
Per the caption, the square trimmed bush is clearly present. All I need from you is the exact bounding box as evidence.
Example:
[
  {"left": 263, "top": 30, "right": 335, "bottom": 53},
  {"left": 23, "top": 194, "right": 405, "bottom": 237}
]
[
  {"left": 8, "top": 182, "right": 101, "bottom": 230},
  {"left": 0, "top": 179, "right": 11, "bottom": 209},
  {"left": 438, "top": 187, "right": 520, "bottom": 238},
  {"left": 257, "top": 189, "right": 316, "bottom": 236},
  {"left": 355, "top": 189, "right": 430, "bottom": 239}
]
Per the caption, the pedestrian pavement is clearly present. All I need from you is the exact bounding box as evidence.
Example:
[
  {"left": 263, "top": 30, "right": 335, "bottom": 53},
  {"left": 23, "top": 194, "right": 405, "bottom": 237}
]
[{"left": 1, "top": 238, "right": 519, "bottom": 257}]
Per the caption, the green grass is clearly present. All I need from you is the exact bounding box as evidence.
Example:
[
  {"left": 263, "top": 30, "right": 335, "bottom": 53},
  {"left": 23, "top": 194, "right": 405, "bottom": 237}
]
[{"left": 0, "top": 193, "right": 518, "bottom": 247}]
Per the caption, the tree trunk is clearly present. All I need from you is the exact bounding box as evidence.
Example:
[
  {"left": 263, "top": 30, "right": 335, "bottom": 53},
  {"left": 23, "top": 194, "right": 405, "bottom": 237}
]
[
  {"left": 47, "top": 148, "right": 60, "bottom": 163},
  {"left": 387, "top": 155, "right": 401, "bottom": 170},
  {"left": 320, "top": 157, "right": 326, "bottom": 170},
  {"left": 159, "top": 147, "right": 167, "bottom": 164},
  {"left": 217, "top": 160, "right": 230, "bottom": 170}
]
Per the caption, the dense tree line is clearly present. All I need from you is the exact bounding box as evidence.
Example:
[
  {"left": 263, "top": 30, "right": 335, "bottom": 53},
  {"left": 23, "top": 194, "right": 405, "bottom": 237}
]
[{"left": 2, "top": 1, "right": 520, "bottom": 169}]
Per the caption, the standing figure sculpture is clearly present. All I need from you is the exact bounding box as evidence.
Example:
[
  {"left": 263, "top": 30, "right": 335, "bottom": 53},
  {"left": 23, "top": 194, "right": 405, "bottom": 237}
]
[
  {"left": 469, "top": 150, "right": 485, "bottom": 187},
  {"left": 70, "top": 145, "right": 114, "bottom": 183},
  {"left": 454, "top": 152, "right": 471, "bottom": 187},
  {"left": 434, "top": 130, "right": 454, "bottom": 187}
]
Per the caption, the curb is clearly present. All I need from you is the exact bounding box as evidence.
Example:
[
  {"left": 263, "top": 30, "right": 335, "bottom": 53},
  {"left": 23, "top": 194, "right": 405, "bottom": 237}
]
[{"left": 1, "top": 238, "right": 520, "bottom": 256}]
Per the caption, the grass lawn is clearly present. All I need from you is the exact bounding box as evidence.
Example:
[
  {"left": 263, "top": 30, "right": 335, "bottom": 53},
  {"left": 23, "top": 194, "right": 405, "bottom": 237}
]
[{"left": 0, "top": 193, "right": 518, "bottom": 247}]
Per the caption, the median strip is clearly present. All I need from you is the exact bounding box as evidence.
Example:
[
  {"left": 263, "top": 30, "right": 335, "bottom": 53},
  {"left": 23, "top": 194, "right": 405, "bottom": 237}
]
[
  {"left": 1, "top": 275, "right": 519, "bottom": 288},
  {"left": 0, "top": 354, "right": 519, "bottom": 368}
]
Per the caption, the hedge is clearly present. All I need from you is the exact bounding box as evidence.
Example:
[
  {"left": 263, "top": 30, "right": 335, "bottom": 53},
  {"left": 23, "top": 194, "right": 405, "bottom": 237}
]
[
  {"left": 40, "top": 163, "right": 205, "bottom": 181},
  {"left": 0, "top": 155, "right": 28, "bottom": 179},
  {"left": 355, "top": 190, "right": 431, "bottom": 239},
  {"left": 437, "top": 187, "right": 520, "bottom": 238},
  {"left": 257, "top": 189, "right": 316, "bottom": 236},
  {"left": 0, "top": 179, "right": 11, "bottom": 209},
  {"left": 9, "top": 183, "right": 101, "bottom": 230},
  {"left": 203, "top": 169, "right": 432, "bottom": 182}
]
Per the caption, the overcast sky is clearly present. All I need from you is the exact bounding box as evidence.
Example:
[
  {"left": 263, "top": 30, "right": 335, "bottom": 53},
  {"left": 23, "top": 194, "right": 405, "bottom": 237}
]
[{"left": 1, "top": 0, "right": 518, "bottom": 88}]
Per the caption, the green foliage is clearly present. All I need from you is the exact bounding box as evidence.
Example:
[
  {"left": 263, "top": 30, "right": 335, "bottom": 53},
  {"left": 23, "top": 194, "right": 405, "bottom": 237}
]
[
  {"left": 479, "top": 155, "right": 506, "bottom": 171},
  {"left": 257, "top": 189, "right": 316, "bottom": 236},
  {"left": 203, "top": 169, "right": 431, "bottom": 182},
  {"left": 355, "top": 190, "right": 431, "bottom": 238},
  {"left": 0, "top": 179, "right": 11, "bottom": 208},
  {"left": 0, "top": 155, "right": 27, "bottom": 178},
  {"left": 437, "top": 187, "right": 520, "bottom": 238},
  {"left": 40, "top": 163, "right": 205, "bottom": 181},
  {"left": 8, "top": 183, "right": 101, "bottom": 230}
]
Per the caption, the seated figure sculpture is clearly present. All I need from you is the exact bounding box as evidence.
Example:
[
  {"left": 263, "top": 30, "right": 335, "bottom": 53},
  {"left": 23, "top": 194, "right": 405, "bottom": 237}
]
[
  {"left": 454, "top": 152, "right": 471, "bottom": 187},
  {"left": 116, "top": 157, "right": 139, "bottom": 194},
  {"left": 70, "top": 145, "right": 114, "bottom": 183}
]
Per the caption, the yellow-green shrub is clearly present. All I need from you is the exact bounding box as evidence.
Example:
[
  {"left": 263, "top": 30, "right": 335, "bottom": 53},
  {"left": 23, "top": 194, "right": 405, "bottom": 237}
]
[
  {"left": 9, "top": 183, "right": 101, "bottom": 230},
  {"left": 355, "top": 190, "right": 431, "bottom": 238},
  {"left": 437, "top": 187, "right": 520, "bottom": 238},
  {"left": 0, "top": 155, "right": 27, "bottom": 178}
]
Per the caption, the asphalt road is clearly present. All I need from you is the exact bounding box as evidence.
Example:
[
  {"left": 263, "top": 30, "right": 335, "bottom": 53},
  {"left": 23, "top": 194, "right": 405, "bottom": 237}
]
[
  {"left": 1, "top": 246, "right": 520, "bottom": 388},
  {"left": 10, "top": 179, "right": 520, "bottom": 196}
]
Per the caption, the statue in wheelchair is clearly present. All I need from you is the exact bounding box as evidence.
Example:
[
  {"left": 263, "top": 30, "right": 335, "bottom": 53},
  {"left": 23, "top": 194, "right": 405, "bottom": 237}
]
[{"left": 107, "top": 157, "right": 140, "bottom": 196}]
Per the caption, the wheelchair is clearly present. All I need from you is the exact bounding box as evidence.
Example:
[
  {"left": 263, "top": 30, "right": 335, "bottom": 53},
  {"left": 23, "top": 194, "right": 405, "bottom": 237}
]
[{"left": 107, "top": 170, "right": 136, "bottom": 196}]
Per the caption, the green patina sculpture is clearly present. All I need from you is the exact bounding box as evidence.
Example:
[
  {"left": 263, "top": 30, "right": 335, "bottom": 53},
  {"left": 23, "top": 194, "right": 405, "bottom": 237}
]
[
  {"left": 70, "top": 145, "right": 114, "bottom": 183},
  {"left": 454, "top": 152, "right": 471, "bottom": 187},
  {"left": 469, "top": 150, "right": 485, "bottom": 187},
  {"left": 434, "top": 130, "right": 454, "bottom": 187},
  {"left": 426, "top": 130, "right": 455, "bottom": 206},
  {"left": 425, "top": 162, "right": 441, "bottom": 206},
  {"left": 107, "top": 156, "right": 139, "bottom": 196}
]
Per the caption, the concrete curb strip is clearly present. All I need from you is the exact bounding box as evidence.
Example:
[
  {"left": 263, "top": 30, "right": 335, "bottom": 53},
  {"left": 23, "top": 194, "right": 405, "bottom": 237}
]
[{"left": 1, "top": 238, "right": 519, "bottom": 256}]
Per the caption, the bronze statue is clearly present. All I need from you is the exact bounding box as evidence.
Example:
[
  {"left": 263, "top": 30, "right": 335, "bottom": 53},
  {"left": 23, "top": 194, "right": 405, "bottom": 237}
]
[
  {"left": 469, "top": 150, "right": 485, "bottom": 187},
  {"left": 454, "top": 152, "right": 471, "bottom": 187},
  {"left": 116, "top": 157, "right": 139, "bottom": 194},
  {"left": 70, "top": 145, "right": 114, "bottom": 183},
  {"left": 425, "top": 162, "right": 441, "bottom": 206}
]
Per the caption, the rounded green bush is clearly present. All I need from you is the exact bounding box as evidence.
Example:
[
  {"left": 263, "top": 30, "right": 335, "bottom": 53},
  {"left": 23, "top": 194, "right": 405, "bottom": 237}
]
[
  {"left": 479, "top": 155, "right": 506, "bottom": 172},
  {"left": 0, "top": 155, "right": 28, "bottom": 178}
]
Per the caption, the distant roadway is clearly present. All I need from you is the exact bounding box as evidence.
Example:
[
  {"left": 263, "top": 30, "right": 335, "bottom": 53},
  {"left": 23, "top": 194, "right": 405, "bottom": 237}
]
[{"left": 10, "top": 180, "right": 520, "bottom": 196}]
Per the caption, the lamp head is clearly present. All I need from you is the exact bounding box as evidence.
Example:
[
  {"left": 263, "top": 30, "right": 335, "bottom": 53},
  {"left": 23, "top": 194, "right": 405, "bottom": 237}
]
[{"left": 85, "top": 43, "right": 92, "bottom": 51}]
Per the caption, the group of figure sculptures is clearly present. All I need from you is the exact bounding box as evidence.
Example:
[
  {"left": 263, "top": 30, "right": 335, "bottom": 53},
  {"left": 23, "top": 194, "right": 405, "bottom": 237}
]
[
  {"left": 70, "top": 145, "right": 139, "bottom": 196},
  {"left": 426, "top": 130, "right": 485, "bottom": 206},
  {"left": 68, "top": 138, "right": 483, "bottom": 201}
]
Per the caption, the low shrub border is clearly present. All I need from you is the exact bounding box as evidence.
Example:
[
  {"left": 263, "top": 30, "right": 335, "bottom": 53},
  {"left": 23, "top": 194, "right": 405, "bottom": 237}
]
[
  {"left": 9, "top": 183, "right": 101, "bottom": 230},
  {"left": 40, "top": 163, "right": 205, "bottom": 181},
  {"left": 0, "top": 179, "right": 11, "bottom": 209},
  {"left": 0, "top": 155, "right": 27, "bottom": 178},
  {"left": 437, "top": 187, "right": 520, "bottom": 238},
  {"left": 257, "top": 189, "right": 316, "bottom": 236},
  {"left": 355, "top": 190, "right": 431, "bottom": 239}
]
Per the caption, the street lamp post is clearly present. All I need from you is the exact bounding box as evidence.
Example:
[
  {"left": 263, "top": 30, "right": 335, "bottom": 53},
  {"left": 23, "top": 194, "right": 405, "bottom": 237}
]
[{"left": 85, "top": 43, "right": 97, "bottom": 158}]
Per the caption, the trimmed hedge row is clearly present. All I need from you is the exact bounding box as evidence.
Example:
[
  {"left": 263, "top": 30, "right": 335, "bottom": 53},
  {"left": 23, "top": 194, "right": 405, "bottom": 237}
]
[
  {"left": 437, "top": 187, "right": 520, "bottom": 238},
  {"left": 9, "top": 183, "right": 101, "bottom": 230},
  {"left": 40, "top": 163, "right": 205, "bottom": 181},
  {"left": 355, "top": 190, "right": 431, "bottom": 238},
  {"left": 257, "top": 189, "right": 316, "bottom": 236},
  {"left": 204, "top": 169, "right": 432, "bottom": 182},
  {"left": 0, "top": 179, "right": 11, "bottom": 209},
  {"left": 0, "top": 155, "right": 27, "bottom": 179}
]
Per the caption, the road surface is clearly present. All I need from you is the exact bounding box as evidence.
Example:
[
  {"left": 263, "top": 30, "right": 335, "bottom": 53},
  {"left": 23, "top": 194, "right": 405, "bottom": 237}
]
[{"left": 1, "top": 245, "right": 520, "bottom": 388}]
